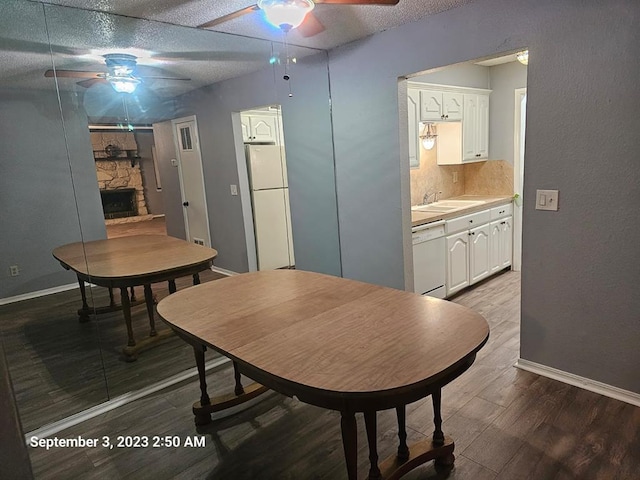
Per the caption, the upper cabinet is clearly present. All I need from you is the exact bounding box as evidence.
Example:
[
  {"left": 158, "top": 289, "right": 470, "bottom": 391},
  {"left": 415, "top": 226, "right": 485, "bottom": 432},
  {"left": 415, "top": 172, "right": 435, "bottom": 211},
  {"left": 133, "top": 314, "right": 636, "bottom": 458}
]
[
  {"left": 407, "top": 82, "right": 490, "bottom": 166},
  {"left": 241, "top": 112, "right": 283, "bottom": 145},
  {"left": 462, "top": 93, "right": 489, "bottom": 161},
  {"left": 420, "top": 90, "right": 463, "bottom": 122},
  {"left": 408, "top": 89, "right": 420, "bottom": 168}
]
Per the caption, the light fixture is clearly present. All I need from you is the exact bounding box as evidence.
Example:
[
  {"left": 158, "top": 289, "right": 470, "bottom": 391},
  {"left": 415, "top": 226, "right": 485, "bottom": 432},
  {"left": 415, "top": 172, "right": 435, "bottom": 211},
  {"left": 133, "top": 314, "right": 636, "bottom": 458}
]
[
  {"left": 419, "top": 123, "right": 437, "bottom": 150},
  {"left": 106, "top": 75, "right": 140, "bottom": 94},
  {"left": 516, "top": 50, "right": 529, "bottom": 66},
  {"left": 257, "top": 0, "right": 314, "bottom": 32},
  {"left": 104, "top": 53, "right": 140, "bottom": 93}
]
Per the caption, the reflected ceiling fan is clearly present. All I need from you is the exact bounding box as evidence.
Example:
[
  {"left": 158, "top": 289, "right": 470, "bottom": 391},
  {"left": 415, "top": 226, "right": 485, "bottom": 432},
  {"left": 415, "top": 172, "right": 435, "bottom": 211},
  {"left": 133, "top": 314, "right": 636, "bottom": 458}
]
[
  {"left": 44, "top": 53, "right": 191, "bottom": 93},
  {"left": 199, "top": 0, "right": 400, "bottom": 37}
]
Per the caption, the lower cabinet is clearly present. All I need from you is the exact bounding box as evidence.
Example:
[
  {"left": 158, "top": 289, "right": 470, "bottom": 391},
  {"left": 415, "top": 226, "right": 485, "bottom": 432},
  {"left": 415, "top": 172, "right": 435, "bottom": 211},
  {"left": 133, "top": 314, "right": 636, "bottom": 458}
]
[
  {"left": 490, "top": 216, "right": 512, "bottom": 273},
  {"left": 446, "top": 231, "right": 469, "bottom": 296},
  {"left": 444, "top": 204, "right": 512, "bottom": 297}
]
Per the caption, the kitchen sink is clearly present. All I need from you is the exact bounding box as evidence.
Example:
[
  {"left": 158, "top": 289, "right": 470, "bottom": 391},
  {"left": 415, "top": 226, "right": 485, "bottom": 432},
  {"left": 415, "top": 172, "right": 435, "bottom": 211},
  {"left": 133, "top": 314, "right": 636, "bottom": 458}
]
[
  {"left": 411, "top": 205, "right": 460, "bottom": 212},
  {"left": 431, "top": 199, "right": 485, "bottom": 207},
  {"left": 411, "top": 199, "right": 486, "bottom": 213}
]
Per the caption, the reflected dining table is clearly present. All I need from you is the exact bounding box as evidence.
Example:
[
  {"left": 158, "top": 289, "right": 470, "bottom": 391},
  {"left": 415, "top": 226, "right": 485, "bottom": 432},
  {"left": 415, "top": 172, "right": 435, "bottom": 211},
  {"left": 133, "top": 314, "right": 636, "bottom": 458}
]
[
  {"left": 157, "top": 269, "right": 489, "bottom": 479},
  {"left": 53, "top": 234, "right": 217, "bottom": 361}
]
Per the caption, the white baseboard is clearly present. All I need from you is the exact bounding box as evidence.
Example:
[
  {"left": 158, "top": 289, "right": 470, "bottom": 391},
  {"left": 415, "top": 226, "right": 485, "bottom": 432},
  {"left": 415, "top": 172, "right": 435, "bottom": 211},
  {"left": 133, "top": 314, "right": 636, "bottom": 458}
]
[
  {"left": 211, "top": 266, "right": 239, "bottom": 276},
  {"left": 515, "top": 358, "right": 640, "bottom": 408},
  {"left": 25, "top": 356, "right": 247, "bottom": 440},
  {"left": 0, "top": 283, "right": 79, "bottom": 306}
]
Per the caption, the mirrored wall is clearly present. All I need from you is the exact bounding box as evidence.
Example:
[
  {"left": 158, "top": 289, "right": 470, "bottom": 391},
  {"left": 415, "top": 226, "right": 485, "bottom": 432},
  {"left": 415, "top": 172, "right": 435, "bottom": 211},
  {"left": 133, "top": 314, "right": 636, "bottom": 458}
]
[{"left": 0, "top": 0, "right": 340, "bottom": 433}]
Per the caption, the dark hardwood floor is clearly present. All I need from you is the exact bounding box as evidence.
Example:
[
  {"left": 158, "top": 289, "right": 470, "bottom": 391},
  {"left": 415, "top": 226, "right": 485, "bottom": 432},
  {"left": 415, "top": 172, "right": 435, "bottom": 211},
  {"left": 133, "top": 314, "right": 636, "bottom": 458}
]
[
  {"left": 0, "top": 216, "right": 226, "bottom": 432},
  {"left": 25, "top": 270, "right": 640, "bottom": 479}
]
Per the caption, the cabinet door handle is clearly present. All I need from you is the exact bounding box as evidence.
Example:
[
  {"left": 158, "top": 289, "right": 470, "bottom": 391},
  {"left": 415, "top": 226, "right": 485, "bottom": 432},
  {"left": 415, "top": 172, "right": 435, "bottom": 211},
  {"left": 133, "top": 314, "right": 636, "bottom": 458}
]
[
  {"left": 470, "top": 232, "right": 475, "bottom": 235},
  {"left": 500, "top": 221, "right": 505, "bottom": 225},
  {"left": 469, "top": 220, "right": 473, "bottom": 223}
]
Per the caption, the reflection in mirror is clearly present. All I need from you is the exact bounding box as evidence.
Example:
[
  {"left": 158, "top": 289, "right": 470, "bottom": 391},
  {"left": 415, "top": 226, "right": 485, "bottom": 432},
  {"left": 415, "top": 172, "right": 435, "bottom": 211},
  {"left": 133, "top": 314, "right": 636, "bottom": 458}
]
[
  {"left": 238, "top": 105, "right": 295, "bottom": 272},
  {"left": 0, "top": 0, "right": 108, "bottom": 431},
  {"left": 1, "top": 0, "right": 341, "bottom": 436}
]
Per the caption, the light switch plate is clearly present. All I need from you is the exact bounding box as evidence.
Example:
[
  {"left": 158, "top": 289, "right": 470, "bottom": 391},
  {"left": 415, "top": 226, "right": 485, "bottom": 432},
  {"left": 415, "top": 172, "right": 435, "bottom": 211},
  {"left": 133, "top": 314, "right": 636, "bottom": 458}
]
[
  {"left": 536, "top": 189, "right": 559, "bottom": 211},
  {"left": 230, "top": 184, "right": 238, "bottom": 196}
]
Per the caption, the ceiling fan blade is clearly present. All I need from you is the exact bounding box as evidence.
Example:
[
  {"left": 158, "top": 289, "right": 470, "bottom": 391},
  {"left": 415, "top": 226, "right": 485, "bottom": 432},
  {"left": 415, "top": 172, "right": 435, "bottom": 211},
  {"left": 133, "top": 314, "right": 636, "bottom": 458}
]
[
  {"left": 44, "top": 69, "right": 103, "bottom": 79},
  {"left": 314, "top": 0, "right": 399, "bottom": 4},
  {"left": 298, "top": 12, "right": 326, "bottom": 37},
  {"left": 77, "top": 78, "right": 106, "bottom": 88},
  {"left": 140, "top": 76, "right": 191, "bottom": 81},
  {"left": 198, "top": 5, "right": 260, "bottom": 29}
]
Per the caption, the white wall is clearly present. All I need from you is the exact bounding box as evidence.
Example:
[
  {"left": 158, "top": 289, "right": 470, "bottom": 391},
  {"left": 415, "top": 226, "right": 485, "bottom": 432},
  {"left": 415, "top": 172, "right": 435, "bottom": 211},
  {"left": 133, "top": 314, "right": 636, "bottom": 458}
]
[
  {"left": 411, "top": 62, "right": 490, "bottom": 89},
  {"left": 328, "top": 0, "right": 640, "bottom": 393}
]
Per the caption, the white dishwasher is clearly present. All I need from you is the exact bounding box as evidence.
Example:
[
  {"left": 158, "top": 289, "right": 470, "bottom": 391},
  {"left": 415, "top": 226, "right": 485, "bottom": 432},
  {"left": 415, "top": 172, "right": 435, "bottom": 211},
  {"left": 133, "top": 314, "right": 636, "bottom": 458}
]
[{"left": 412, "top": 220, "right": 446, "bottom": 298}]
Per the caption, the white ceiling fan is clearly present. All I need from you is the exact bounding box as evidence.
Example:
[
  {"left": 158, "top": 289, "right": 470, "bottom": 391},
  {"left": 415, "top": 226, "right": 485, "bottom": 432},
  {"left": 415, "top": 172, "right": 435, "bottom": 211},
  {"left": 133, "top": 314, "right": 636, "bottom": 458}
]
[
  {"left": 44, "top": 53, "right": 191, "bottom": 93},
  {"left": 199, "top": 0, "right": 400, "bottom": 37}
]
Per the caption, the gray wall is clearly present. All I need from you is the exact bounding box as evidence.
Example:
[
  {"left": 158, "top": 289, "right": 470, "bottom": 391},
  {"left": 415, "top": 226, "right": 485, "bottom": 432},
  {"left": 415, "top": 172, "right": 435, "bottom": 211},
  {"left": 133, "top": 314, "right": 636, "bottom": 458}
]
[
  {"left": 489, "top": 61, "right": 528, "bottom": 164},
  {"left": 175, "top": 52, "right": 342, "bottom": 276},
  {"left": 328, "top": 0, "right": 640, "bottom": 393},
  {"left": 134, "top": 131, "right": 164, "bottom": 215},
  {"left": 412, "top": 62, "right": 490, "bottom": 89},
  {"left": 0, "top": 88, "right": 106, "bottom": 299}
]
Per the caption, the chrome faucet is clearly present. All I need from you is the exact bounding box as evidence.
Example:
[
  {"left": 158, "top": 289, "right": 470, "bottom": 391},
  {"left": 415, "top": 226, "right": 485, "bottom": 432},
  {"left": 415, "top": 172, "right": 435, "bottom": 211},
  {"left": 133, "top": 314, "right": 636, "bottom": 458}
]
[{"left": 423, "top": 191, "right": 442, "bottom": 205}]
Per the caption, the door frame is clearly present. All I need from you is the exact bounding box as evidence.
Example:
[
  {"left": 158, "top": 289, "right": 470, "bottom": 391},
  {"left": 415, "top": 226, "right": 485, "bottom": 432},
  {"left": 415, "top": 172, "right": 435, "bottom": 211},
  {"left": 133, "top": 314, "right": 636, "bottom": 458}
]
[
  {"left": 513, "top": 88, "right": 527, "bottom": 271},
  {"left": 171, "top": 115, "right": 212, "bottom": 247}
]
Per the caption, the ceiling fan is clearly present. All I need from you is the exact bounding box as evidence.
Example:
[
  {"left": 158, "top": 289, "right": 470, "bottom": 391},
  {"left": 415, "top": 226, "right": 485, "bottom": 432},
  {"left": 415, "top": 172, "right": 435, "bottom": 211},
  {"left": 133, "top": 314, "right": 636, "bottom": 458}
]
[
  {"left": 44, "top": 54, "right": 191, "bottom": 93},
  {"left": 199, "top": 0, "right": 400, "bottom": 37}
]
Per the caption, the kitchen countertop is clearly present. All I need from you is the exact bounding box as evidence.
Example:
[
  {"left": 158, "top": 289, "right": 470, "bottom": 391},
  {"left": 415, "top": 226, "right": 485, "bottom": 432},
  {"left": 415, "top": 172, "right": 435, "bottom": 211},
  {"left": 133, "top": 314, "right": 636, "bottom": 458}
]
[{"left": 411, "top": 195, "right": 513, "bottom": 228}]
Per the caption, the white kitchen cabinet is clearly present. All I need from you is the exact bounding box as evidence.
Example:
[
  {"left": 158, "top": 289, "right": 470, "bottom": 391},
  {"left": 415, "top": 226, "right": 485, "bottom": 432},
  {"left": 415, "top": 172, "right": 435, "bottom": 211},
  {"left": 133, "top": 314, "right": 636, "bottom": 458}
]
[
  {"left": 469, "top": 223, "right": 491, "bottom": 284},
  {"left": 420, "top": 90, "right": 463, "bottom": 122},
  {"left": 446, "top": 231, "right": 470, "bottom": 296},
  {"left": 462, "top": 93, "right": 490, "bottom": 161},
  {"left": 490, "top": 217, "right": 513, "bottom": 274},
  {"left": 408, "top": 89, "right": 420, "bottom": 168},
  {"left": 241, "top": 113, "right": 279, "bottom": 144}
]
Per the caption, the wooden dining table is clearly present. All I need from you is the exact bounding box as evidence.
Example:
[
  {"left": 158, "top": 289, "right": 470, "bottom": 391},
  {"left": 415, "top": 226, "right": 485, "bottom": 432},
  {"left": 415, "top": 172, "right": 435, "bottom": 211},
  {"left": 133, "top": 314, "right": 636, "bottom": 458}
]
[
  {"left": 53, "top": 234, "right": 217, "bottom": 361},
  {"left": 157, "top": 269, "right": 489, "bottom": 479}
]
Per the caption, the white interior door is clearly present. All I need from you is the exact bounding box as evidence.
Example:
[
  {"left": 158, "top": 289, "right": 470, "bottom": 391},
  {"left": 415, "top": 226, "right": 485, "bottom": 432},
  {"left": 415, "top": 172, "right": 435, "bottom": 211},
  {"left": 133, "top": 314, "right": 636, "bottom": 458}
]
[{"left": 173, "top": 116, "right": 212, "bottom": 247}]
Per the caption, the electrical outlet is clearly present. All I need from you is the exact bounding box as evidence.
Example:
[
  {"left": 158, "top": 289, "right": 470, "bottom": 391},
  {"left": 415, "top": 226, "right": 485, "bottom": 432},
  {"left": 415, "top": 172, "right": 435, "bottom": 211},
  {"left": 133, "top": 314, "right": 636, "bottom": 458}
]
[
  {"left": 230, "top": 184, "right": 238, "bottom": 196},
  {"left": 9, "top": 265, "right": 19, "bottom": 277},
  {"left": 452, "top": 172, "right": 458, "bottom": 184}
]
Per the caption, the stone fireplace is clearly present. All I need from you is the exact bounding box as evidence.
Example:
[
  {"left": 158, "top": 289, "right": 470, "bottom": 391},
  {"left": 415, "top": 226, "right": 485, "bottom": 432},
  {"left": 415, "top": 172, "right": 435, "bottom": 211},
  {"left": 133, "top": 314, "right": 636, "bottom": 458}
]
[{"left": 91, "top": 131, "right": 152, "bottom": 224}]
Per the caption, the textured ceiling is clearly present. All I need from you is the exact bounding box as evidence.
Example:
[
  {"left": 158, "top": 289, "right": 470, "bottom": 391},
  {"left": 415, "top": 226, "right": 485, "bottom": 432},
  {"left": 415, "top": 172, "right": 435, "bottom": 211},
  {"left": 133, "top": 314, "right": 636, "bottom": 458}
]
[
  {"left": 38, "top": 0, "right": 478, "bottom": 51},
  {"left": 1, "top": 0, "right": 478, "bottom": 99}
]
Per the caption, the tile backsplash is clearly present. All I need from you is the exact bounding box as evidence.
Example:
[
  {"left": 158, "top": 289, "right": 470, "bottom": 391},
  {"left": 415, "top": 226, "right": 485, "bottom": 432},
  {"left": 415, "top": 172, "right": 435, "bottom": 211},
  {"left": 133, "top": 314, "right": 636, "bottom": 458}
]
[{"left": 410, "top": 145, "right": 513, "bottom": 205}]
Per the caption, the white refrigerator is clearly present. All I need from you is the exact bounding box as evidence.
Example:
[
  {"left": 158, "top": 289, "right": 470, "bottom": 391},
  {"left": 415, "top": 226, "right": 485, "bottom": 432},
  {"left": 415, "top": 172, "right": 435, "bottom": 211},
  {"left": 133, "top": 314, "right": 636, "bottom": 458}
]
[{"left": 246, "top": 145, "right": 295, "bottom": 270}]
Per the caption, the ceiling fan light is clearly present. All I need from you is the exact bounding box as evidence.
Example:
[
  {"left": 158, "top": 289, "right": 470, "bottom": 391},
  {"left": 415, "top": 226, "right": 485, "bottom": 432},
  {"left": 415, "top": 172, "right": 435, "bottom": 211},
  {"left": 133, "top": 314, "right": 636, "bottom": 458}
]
[
  {"left": 107, "top": 75, "right": 140, "bottom": 94},
  {"left": 516, "top": 50, "right": 529, "bottom": 65},
  {"left": 257, "top": 0, "right": 314, "bottom": 31}
]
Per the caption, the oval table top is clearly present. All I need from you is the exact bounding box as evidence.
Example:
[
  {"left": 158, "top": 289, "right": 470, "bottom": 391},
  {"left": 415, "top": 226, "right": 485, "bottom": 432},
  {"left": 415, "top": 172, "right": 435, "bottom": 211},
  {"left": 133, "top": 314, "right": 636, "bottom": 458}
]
[
  {"left": 157, "top": 270, "right": 489, "bottom": 407},
  {"left": 52, "top": 235, "right": 217, "bottom": 282}
]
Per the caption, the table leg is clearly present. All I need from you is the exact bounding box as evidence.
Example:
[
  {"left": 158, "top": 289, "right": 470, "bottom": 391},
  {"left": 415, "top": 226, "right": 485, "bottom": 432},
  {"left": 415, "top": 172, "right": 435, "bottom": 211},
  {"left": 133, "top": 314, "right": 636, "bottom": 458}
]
[
  {"left": 233, "top": 361, "right": 245, "bottom": 396},
  {"left": 108, "top": 287, "right": 116, "bottom": 307},
  {"left": 193, "top": 273, "right": 201, "bottom": 285},
  {"left": 129, "top": 286, "right": 136, "bottom": 302},
  {"left": 432, "top": 389, "right": 444, "bottom": 446},
  {"left": 396, "top": 405, "right": 410, "bottom": 461},
  {"left": 168, "top": 279, "right": 177, "bottom": 294},
  {"left": 77, "top": 276, "right": 90, "bottom": 322},
  {"left": 340, "top": 411, "right": 358, "bottom": 480},
  {"left": 144, "top": 284, "right": 156, "bottom": 337},
  {"left": 193, "top": 344, "right": 212, "bottom": 426},
  {"left": 120, "top": 287, "right": 136, "bottom": 350},
  {"left": 364, "top": 411, "right": 382, "bottom": 480}
]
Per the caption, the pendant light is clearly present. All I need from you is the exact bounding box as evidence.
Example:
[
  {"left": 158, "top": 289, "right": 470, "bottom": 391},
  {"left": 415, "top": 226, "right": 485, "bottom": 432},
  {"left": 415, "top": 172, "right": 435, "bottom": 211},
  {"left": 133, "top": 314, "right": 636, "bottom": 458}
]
[
  {"left": 419, "top": 123, "right": 437, "bottom": 150},
  {"left": 516, "top": 50, "right": 529, "bottom": 66}
]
